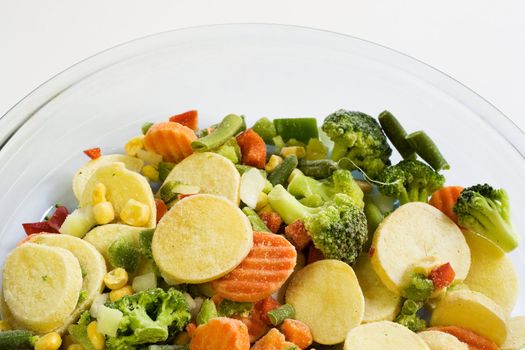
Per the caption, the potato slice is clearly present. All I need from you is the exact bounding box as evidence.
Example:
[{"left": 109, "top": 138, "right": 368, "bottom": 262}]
[
  {"left": 161, "top": 152, "right": 240, "bottom": 205},
  {"left": 83, "top": 224, "right": 144, "bottom": 264},
  {"left": 343, "top": 321, "right": 429, "bottom": 349},
  {"left": 502, "top": 316, "right": 525, "bottom": 350},
  {"left": 79, "top": 162, "right": 156, "bottom": 227},
  {"left": 430, "top": 289, "right": 508, "bottom": 345},
  {"left": 418, "top": 330, "right": 468, "bottom": 350},
  {"left": 354, "top": 254, "right": 401, "bottom": 323},
  {"left": 463, "top": 230, "right": 518, "bottom": 314},
  {"left": 29, "top": 233, "right": 107, "bottom": 332},
  {"left": 73, "top": 155, "right": 144, "bottom": 200},
  {"left": 370, "top": 203, "right": 470, "bottom": 293},
  {"left": 286, "top": 260, "right": 364, "bottom": 345},
  {"left": 152, "top": 194, "right": 252, "bottom": 284},
  {"left": 2, "top": 243, "right": 83, "bottom": 333}
]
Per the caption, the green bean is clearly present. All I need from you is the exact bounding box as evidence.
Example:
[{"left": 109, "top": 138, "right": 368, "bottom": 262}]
[
  {"left": 378, "top": 111, "right": 416, "bottom": 159},
  {"left": 298, "top": 159, "right": 338, "bottom": 179},
  {"left": 268, "top": 155, "right": 298, "bottom": 186},
  {"left": 267, "top": 304, "right": 295, "bottom": 326},
  {"left": 141, "top": 122, "right": 154, "bottom": 135},
  {"left": 191, "top": 114, "right": 244, "bottom": 151},
  {"left": 242, "top": 207, "right": 271, "bottom": 232},
  {"left": 196, "top": 299, "right": 218, "bottom": 325},
  {"left": 405, "top": 131, "right": 450, "bottom": 171}
]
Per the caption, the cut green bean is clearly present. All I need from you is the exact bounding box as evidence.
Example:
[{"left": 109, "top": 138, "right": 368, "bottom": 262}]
[
  {"left": 191, "top": 114, "right": 245, "bottom": 151},
  {"left": 405, "top": 130, "right": 450, "bottom": 171},
  {"left": 242, "top": 207, "right": 271, "bottom": 232},
  {"left": 273, "top": 118, "right": 319, "bottom": 144},
  {"left": 268, "top": 155, "right": 298, "bottom": 186},
  {"left": 196, "top": 299, "right": 218, "bottom": 325},
  {"left": 141, "top": 122, "right": 154, "bottom": 135},
  {"left": 267, "top": 304, "right": 295, "bottom": 326},
  {"left": 298, "top": 159, "right": 338, "bottom": 179},
  {"left": 378, "top": 111, "right": 416, "bottom": 159}
]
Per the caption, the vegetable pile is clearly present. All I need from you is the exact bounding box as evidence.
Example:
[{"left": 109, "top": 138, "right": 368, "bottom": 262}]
[{"left": 0, "top": 108, "right": 523, "bottom": 350}]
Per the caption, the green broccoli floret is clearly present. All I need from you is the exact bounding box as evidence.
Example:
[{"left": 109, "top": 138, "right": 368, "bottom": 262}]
[
  {"left": 453, "top": 184, "right": 519, "bottom": 252},
  {"left": 287, "top": 169, "right": 364, "bottom": 208},
  {"left": 217, "top": 299, "right": 253, "bottom": 317},
  {"left": 268, "top": 185, "right": 368, "bottom": 265},
  {"left": 108, "top": 236, "right": 141, "bottom": 273},
  {"left": 105, "top": 288, "right": 191, "bottom": 350},
  {"left": 376, "top": 159, "right": 445, "bottom": 205},
  {"left": 322, "top": 109, "right": 392, "bottom": 179},
  {"left": 394, "top": 299, "right": 426, "bottom": 332},
  {"left": 402, "top": 274, "right": 434, "bottom": 301}
]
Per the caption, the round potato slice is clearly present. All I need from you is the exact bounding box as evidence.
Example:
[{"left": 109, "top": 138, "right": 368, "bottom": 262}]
[
  {"left": 370, "top": 203, "right": 470, "bottom": 293},
  {"left": 354, "top": 254, "right": 401, "bottom": 323},
  {"left": 430, "top": 289, "right": 508, "bottom": 345},
  {"left": 83, "top": 224, "right": 144, "bottom": 264},
  {"left": 80, "top": 162, "right": 156, "bottom": 228},
  {"left": 73, "top": 155, "right": 144, "bottom": 200},
  {"left": 502, "top": 316, "right": 525, "bottom": 350},
  {"left": 2, "top": 243, "right": 83, "bottom": 333},
  {"left": 343, "top": 321, "right": 430, "bottom": 350},
  {"left": 463, "top": 230, "right": 518, "bottom": 314},
  {"left": 418, "top": 330, "right": 468, "bottom": 350},
  {"left": 161, "top": 152, "right": 240, "bottom": 205},
  {"left": 152, "top": 194, "right": 252, "bottom": 284},
  {"left": 286, "top": 259, "right": 364, "bottom": 345}
]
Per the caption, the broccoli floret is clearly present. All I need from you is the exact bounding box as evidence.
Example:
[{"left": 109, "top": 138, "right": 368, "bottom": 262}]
[
  {"left": 268, "top": 185, "right": 367, "bottom": 265},
  {"left": 394, "top": 299, "right": 426, "bottom": 332},
  {"left": 402, "top": 274, "right": 434, "bottom": 301},
  {"left": 108, "top": 237, "right": 141, "bottom": 273},
  {"left": 453, "top": 184, "right": 519, "bottom": 252},
  {"left": 376, "top": 159, "right": 445, "bottom": 204},
  {"left": 217, "top": 299, "right": 253, "bottom": 317},
  {"left": 105, "top": 288, "right": 191, "bottom": 350},
  {"left": 322, "top": 109, "right": 392, "bottom": 179},
  {"left": 287, "top": 169, "right": 364, "bottom": 208}
]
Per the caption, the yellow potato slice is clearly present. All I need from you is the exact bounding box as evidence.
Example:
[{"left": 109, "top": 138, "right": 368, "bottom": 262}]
[
  {"left": 418, "top": 330, "right": 468, "bottom": 350},
  {"left": 73, "top": 155, "right": 144, "bottom": 200},
  {"left": 502, "top": 316, "right": 525, "bottom": 350},
  {"left": 152, "top": 194, "right": 252, "bottom": 284},
  {"left": 161, "top": 152, "right": 240, "bottom": 205},
  {"left": 370, "top": 203, "right": 470, "bottom": 293},
  {"left": 29, "top": 234, "right": 107, "bottom": 332},
  {"left": 343, "top": 321, "right": 430, "bottom": 350},
  {"left": 2, "top": 243, "right": 83, "bottom": 333},
  {"left": 79, "top": 162, "right": 156, "bottom": 228},
  {"left": 463, "top": 230, "right": 518, "bottom": 314},
  {"left": 286, "top": 260, "right": 364, "bottom": 345},
  {"left": 430, "top": 289, "right": 508, "bottom": 345},
  {"left": 354, "top": 254, "right": 401, "bottom": 323}
]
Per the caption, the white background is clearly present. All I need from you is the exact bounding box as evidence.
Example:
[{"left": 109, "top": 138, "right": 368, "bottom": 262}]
[{"left": 1, "top": 0, "right": 524, "bottom": 129}]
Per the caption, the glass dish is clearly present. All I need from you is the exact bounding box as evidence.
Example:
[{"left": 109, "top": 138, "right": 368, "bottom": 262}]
[{"left": 0, "top": 24, "right": 523, "bottom": 315}]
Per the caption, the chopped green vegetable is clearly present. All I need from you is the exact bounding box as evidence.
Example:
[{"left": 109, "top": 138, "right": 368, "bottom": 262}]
[
  {"left": 363, "top": 198, "right": 383, "bottom": 250},
  {"left": 217, "top": 299, "right": 253, "bottom": 318},
  {"left": 159, "top": 181, "right": 200, "bottom": 203},
  {"left": 402, "top": 274, "right": 434, "bottom": 301},
  {"left": 267, "top": 304, "right": 295, "bottom": 326},
  {"left": 211, "top": 137, "right": 241, "bottom": 164},
  {"left": 394, "top": 299, "right": 426, "bottom": 332},
  {"left": 191, "top": 114, "right": 245, "bottom": 151},
  {"left": 78, "top": 289, "right": 88, "bottom": 305},
  {"left": 139, "top": 229, "right": 155, "bottom": 259},
  {"left": 0, "top": 330, "right": 38, "bottom": 350},
  {"left": 272, "top": 135, "right": 286, "bottom": 150},
  {"left": 378, "top": 111, "right": 416, "bottom": 159},
  {"left": 142, "top": 122, "right": 154, "bottom": 135},
  {"left": 405, "top": 130, "right": 449, "bottom": 171},
  {"left": 305, "top": 138, "right": 328, "bottom": 160},
  {"left": 108, "top": 236, "right": 141, "bottom": 273},
  {"left": 252, "top": 117, "right": 277, "bottom": 144},
  {"left": 68, "top": 311, "right": 95, "bottom": 350},
  {"left": 242, "top": 207, "right": 271, "bottom": 232},
  {"left": 268, "top": 155, "right": 298, "bottom": 186},
  {"left": 158, "top": 162, "right": 175, "bottom": 182},
  {"left": 196, "top": 299, "right": 218, "bottom": 325},
  {"left": 273, "top": 118, "right": 319, "bottom": 144}
]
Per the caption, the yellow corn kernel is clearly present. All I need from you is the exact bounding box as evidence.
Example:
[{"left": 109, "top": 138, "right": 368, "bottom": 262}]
[
  {"left": 288, "top": 168, "right": 304, "bottom": 183},
  {"left": 141, "top": 165, "right": 159, "bottom": 182},
  {"left": 34, "top": 332, "right": 62, "bottom": 350},
  {"left": 265, "top": 154, "right": 283, "bottom": 173},
  {"left": 87, "top": 321, "right": 105, "bottom": 350},
  {"left": 67, "top": 345, "right": 85, "bottom": 350},
  {"left": 93, "top": 201, "right": 115, "bottom": 225},
  {"left": 174, "top": 331, "right": 191, "bottom": 345},
  {"left": 281, "top": 146, "right": 306, "bottom": 159},
  {"left": 257, "top": 204, "right": 273, "bottom": 215},
  {"left": 92, "top": 183, "right": 107, "bottom": 205},
  {"left": 109, "top": 285, "right": 134, "bottom": 302},
  {"left": 124, "top": 135, "right": 144, "bottom": 157},
  {"left": 62, "top": 335, "right": 78, "bottom": 349},
  {"left": 255, "top": 192, "right": 269, "bottom": 211},
  {"left": 104, "top": 268, "right": 129, "bottom": 290},
  {"left": 120, "top": 199, "right": 150, "bottom": 227},
  {"left": 0, "top": 320, "right": 10, "bottom": 331}
]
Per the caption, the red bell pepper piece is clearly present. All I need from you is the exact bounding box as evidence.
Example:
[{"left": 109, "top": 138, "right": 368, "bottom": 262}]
[
  {"left": 429, "top": 262, "right": 456, "bottom": 289},
  {"left": 169, "top": 110, "right": 198, "bottom": 131},
  {"left": 83, "top": 147, "right": 102, "bottom": 160}
]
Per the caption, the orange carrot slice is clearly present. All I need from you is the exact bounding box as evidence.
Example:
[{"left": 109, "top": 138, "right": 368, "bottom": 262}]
[
  {"left": 428, "top": 326, "right": 499, "bottom": 350},
  {"left": 144, "top": 121, "right": 196, "bottom": 163},
  {"left": 429, "top": 186, "right": 464, "bottom": 224},
  {"left": 280, "top": 319, "right": 313, "bottom": 349},
  {"left": 189, "top": 317, "right": 250, "bottom": 350},
  {"left": 236, "top": 129, "right": 267, "bottom": 169},
  {"left": 251, "top": 328, "right": 297, "bottom": 350},
  {"left": 212, "top": 232, "right": 297, "bottom": 302},
  {"left": 169, "top": 110, "right": 198, "bottom": 131}
]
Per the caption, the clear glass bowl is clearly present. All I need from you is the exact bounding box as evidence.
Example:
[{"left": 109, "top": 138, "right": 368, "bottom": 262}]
[{"left": 0, "top": 24, "right": 523, "bottom": 315}]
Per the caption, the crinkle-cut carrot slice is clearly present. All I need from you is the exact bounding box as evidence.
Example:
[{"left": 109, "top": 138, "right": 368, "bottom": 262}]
[
  {"left": 428, "top": 326, "right": 499, "bottom": 350},
  {"left": 251, "top": 328, "right": 297, "bottom": 350},
  {"left": 189, "top": 317, "right": 250, "bottom": 350},
  {"left": 212, "top": 232, "right": 297, "bottom": 302},
  {"left": 144, "top": 121, "right": 196, "bottom": 163},
  {"left": 429, "top": 186, "right": 464, "bottom": 224}
]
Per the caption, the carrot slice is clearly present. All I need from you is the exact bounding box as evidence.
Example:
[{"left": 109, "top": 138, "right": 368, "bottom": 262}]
[
  {"left": 280, "top": 319, "right": 313, "bottom": 349},
  {"left": 259, "top": 211, "right": 282, "bottom": 234},
  {"left": 236, "top": 129, "right": 267, "bottom": 169},
  {"left": 428, "top": 262, "right": 455, "bottom": 289},
  {"left": 169, "top": 110, "right": 198, "bottom": 131},
  {"left": 83, "top": 147, "right": 101, "bottom": 159},
  {"left": 428, "top": 326, "right": 499, "bottom": 350},
  {"left": 251, "top": 328, "right": 297, "bottom": 350},
  {"left": 155, "top": 198, "right": 168, "bottom": 224},
  {"left": 143, "top": 121, "right": 196, "bottom": 163},
  {"left": 189, "top": 317, "right": 250, "bottom": 350},
  {"left": 429, "top": 186, "right": 464, "bottom": 224},
  {"left": 284, "top": 220, "right": 311, "bottom": 251},
  {"left": 212, "top": 232, "right": 297, "bottom": 302}
]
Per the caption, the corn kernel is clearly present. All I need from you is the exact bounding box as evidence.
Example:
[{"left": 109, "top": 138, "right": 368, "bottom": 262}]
[
  {"left": 67, "top": 345, "right": 85, "bottom": 350},
  {"left": 120, "top": 199, "right": 150, "bottom": 227},
  {"left": 34, "top": 332, "right": 62, "bottom": 350},
  {"left": 265, "top": 155, "right": 283, "bottom": 173},
  {"left": 104, "top": 268, "right": 129, "bottom": 290},
  {"left": 288, "top": 168, "right": 304, "bottom": 183},
  {"left": 281, "top": 146, "right": 306, "bottom": 159},
  {"left": 92, "top": 183, "right": 107, "bottom": 205},
  {"left": 109, "top": 285, "right": 134, "bottom": 302},
  {"left": 257, "top": 204, "right": 273, "bottom": 215},
  {"left": 87, "top": 321, "right": 105, "bottom": 350},
  {"left": 124, "top": 136, "right": 144, "bottom": 156},
  {"left": 93, "top": 202, "right": 115, "bottom": 225},
  {"left": 0, "top": 320, "right": 10, "bottom": 331},
  {"left": 141, "top": 165, "right": 159, "bottom": 182},
  {"left": 255, "top": 192, "right": 269, "bottom": 211}
]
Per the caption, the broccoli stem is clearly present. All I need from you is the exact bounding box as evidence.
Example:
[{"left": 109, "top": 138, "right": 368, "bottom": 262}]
[
  {"left": 267, "top": 185, "right": 320, "bottom": 224},
  {"left": 363, "top": 199, "right": 383, "bottom": 249},
  {"left": 471, "top": 207, "right": 518, "bottom": 252},
  {"left": 191, "top": 114, "right": 245, "bottom": 151},
  {"left": 405, "top": 131, "right": 450, "bottom": 171},
  {"left": 378, "top": 111, "right": 416, "bottom": 160}
]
